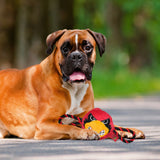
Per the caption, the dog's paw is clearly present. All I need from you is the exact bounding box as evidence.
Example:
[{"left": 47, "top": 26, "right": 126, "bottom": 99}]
[
  {"left": 117, "top": 130, "right": 133, "bottom": 139},
  {"left": 132, "top": 128, "right": 145, "bottom": 139},
  {"left": 79, "top": 129, "right": 99, "bottom": 140},
  {"left": 117, "top": 128, "right": 145, "bottom": 139}
]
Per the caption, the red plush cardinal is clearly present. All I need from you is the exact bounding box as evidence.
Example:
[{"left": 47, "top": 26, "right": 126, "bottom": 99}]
[
  {"left": 59, "top": 108, "right": 135, "bottom": 143},
  {"left": 82, "top": 108, "right": 119, "bottom": 141}
]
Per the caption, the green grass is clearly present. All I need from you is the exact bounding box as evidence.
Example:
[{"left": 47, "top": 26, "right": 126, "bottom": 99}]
[{"left": 91, "top": 68, "right": 160, "bottom": 98}]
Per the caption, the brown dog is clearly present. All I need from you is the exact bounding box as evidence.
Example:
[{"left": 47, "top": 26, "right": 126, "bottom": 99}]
[{"left": 0, "top": 29, "right": 145, "bottom": 140}]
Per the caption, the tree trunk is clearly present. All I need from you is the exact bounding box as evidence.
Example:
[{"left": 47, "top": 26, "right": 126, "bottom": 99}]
[
  {"left": 0, "top": 0, "right": 15, "bottom": 69},
  {"left": 15, "top": 0, "right": 47, "bottom": 68},
  {"left": 129, "top": 30, "right": 152, "bottom": 70},
  {"left": 106, "top": 0, "right": 124, "bottom": 48},
  {"left": 48, "top": 0, "right": 60, "bottom": 32},
  {"left": 14, "top": 0, "right": 28, "bottom": 69},
  {"left": 26, "top": 0, "right": 46, "bottom": 66},
  {"left": 59, "top": 0, "right": 74, "bottom": 29}
]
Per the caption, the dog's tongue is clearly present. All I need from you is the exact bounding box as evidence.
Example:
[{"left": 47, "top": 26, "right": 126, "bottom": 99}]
[{"left": 69, "top": 72, "right": 86, "bottom": 81}]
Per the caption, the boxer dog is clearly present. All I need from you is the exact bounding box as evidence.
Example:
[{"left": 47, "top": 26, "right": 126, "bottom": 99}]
[{"left": 0, "top": 29, "right": 145, "bottom": 140}]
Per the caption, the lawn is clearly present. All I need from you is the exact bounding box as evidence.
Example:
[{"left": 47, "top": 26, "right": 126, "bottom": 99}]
[{"left": 92, "top": 68, "right": 160, "bottom": 98}]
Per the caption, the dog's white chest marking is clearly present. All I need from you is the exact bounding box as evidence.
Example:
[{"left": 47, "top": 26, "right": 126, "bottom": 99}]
[{"left": 63, "top": 82, "right": 89, "bottom": 115}]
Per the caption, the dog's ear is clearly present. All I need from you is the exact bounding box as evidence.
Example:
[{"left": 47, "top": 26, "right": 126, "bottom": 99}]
[
  {"left": 86, "top": 29, "right": 106, "bottom": 57},
  {"left": 46, "top": 29, "right": 67, "bottom": 54}
]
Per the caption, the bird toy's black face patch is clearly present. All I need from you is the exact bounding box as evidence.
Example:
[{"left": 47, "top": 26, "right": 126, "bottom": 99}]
[
  {"left": 84, "top": 113, "right": 96, "bottom": 123},
  {"left": 83, "top": 113, "right": 112, "bottom": 138}
]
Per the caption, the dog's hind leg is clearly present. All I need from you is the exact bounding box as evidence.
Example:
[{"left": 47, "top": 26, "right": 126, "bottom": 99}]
[
  {"left": 115, "top": 125, "right": 145, "bottom": 139},
  {"left": 0, "top": 122, "right": 10, "bottom": 138}
]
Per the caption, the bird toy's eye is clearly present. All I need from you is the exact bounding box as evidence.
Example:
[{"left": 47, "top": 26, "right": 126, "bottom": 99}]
[
  {"left": 102, "top": 119, "right": 110, "bottom": 125},
  {"left": 99, "top": 130, "right": 105, "bottom": 136},
  {"left": 89, "top": 114, "right": 96, "bottom": 121},
  {"left": 88, "top": 126, "right": 92, "bottom": 130}
]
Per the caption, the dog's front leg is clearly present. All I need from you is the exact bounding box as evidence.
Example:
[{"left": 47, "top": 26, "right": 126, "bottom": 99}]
[
  {"left": 35, "top": 121, "right": 99, "bottom": 140},
  {"left": 34, "top": 104, "right": 99, "bottom": 140}
]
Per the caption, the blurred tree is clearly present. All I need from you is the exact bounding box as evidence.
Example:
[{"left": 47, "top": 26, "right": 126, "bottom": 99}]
[
  {"left": 106, "top": 0, "right": 152, "bottom": 70},
  {"left": 15, "top": 0, "right": 47, "bottom": 68},
  {"left": 48, "top": 0, "right": 60, "bottom": 32},
  {"left": 59, "top": 0, "right": 74, "bottom": 29},
  {"left": 106, "top": 0, "right": 124, "bottom": 48},
  {"left": 15, "top": 0, "right": 74, "bottom": 68},
  {"left": 0, "top": 0, "right": 15, "bottom": 69},
  {"left": 0, "top": 0, "right": 74, "bottom": 69},
  {"left": 15, "top": 0, "right": 28, "bottom": 68},
  {"left": 74, "top": 0, "right": 107, "bottom": 32},
  {"left": 0, "top": 0, "right": 160, "bottom": 71},
  {"left": 121, "top": 0, "right": 152, "bottom": 69}
]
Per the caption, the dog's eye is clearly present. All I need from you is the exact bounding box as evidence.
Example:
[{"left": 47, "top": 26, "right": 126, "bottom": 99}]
[
  {"left": 82, "top": 40, "right": 93, "bottom": 54},
  {"left": 62, "top": 47, "right": 69, "bottom": 54},
  {"left": 61, "top": 41, "right": 72, "bottom": 56},
  {"left": 84, "top": 45, "right": 92, "bottom": 51}
]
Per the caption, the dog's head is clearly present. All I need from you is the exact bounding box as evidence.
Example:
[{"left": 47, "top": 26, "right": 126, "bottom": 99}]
[{"left": 46, "top": 29, "right": 106, "bottom": 83}]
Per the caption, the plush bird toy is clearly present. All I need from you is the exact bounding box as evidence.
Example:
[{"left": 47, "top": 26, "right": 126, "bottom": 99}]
[{"left": 59, "top": 108, "right": 135, "bottom": 143}]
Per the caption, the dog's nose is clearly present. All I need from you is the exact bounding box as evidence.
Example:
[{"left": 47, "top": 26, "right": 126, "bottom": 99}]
[{"left": 70, "top": 51, "right": 82, "bottom": 61}]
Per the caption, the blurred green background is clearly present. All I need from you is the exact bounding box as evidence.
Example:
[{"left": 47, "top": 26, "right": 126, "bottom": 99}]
[{"left": 0, "top": 0, "right": 160, "bottom": 98}]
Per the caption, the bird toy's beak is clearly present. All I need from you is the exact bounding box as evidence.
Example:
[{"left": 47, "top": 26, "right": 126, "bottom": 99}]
[{"left": 85, "top": 120, "right": 109, "bottom": 138}]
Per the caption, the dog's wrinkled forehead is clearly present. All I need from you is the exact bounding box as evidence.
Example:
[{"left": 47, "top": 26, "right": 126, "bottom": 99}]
[
  {"left": 57, "top": 30, "right": 96, "bottom": 48},
  {"left": 46, "top": 29, "right": 106, "bottom": 56}
]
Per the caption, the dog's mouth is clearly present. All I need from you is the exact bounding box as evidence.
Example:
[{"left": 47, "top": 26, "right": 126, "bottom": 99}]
[
  {"left": 69, "top": 68, "right": 86, "bottom": 83},
  {"left": 69, "top": 71, "right": 86, "bottom": 83},
  {"left": 60, "top": 64, "right": 91, "bottom": 83}
]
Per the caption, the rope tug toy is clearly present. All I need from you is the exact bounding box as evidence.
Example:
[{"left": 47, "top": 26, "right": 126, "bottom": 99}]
[{"left": 59, "top": 108, "right": 135, "bottom": 143}]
